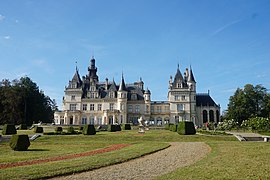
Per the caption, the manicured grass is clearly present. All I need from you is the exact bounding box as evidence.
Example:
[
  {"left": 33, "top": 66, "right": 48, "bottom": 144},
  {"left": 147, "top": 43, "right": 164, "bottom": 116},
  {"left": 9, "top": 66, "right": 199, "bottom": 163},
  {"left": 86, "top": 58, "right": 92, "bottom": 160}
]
[
  {"left": 157, "top": 141, "right": 270, "bottom": 180},
  {"left": 1, "top": 129, "right": 269, "bottom": 179}
]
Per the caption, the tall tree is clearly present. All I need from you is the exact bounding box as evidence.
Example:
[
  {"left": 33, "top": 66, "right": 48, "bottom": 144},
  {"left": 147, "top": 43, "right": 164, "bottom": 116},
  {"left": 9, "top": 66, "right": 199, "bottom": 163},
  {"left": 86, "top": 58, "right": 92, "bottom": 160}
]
[
  {"left": 0, "top": 76, "right": 55, "bottom": 125},
  {"left": 226, "top": 84, "right": 270, "bottom": 124}
]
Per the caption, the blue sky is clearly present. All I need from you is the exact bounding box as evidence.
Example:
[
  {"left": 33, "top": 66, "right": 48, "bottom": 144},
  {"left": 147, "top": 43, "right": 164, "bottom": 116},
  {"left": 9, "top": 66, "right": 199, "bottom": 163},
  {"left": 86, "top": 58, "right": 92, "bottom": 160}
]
[{"left": 0, "top": 0, "right": 270, "bottom": 112}]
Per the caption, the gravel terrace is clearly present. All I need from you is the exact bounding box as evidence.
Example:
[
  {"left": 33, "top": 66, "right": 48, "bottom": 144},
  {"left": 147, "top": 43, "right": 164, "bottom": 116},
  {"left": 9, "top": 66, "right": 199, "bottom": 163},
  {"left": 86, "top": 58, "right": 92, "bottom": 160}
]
[{"left": 52, "top": 142, "right": 210, "bottom": 180}]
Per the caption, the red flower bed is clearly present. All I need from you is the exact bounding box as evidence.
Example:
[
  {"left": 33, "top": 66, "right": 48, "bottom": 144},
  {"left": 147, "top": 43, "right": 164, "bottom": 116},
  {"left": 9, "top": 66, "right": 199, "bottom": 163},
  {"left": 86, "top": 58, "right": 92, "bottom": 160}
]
[{"left": 0, "top": 144, "right": 129, "bottom": 169}]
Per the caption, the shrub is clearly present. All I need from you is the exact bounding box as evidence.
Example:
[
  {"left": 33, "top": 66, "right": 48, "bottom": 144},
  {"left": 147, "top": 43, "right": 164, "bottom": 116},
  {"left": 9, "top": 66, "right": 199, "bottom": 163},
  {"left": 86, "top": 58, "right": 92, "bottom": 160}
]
[
  {"left": 177, "top": 121, "right": 196, "bottom": 135},
  {"left": 2, "top": 124, "right": 17, "bottom": 135},
  {"left": 171, "top": 124, "right": 178, "bottom": 132},
  {"left": 19, "top": 124, "right": 27, "bottom": 130},
  {"left": 33, "top": 126, "right": 43, "bottom": 133},
  {"left": 82, "top": 125, "right": 96, "bottom": 135},
  {"left": 79, "top": 126, "right": 84, "bottom": 131},
  {"left": 169, "top": 124, "right": 174, "bottom": 131},
  {"left": 55, "top": 126, "right": 63, "bottom": 133},
  {"left": 108, "top": 125, "right": 115, "bottom": 132},
  {"left": 217, "top": 119, "right": 239, "bottom": 131},
  {"left": 242, "top": 117, "right": 270, "bottom": 131},
  {"left": 9, "top": 134, "right": 30, "bottom": 151},
  {"left": 121, "top": 124, "right": 131, "bottom": 130},
  {"left": 116, "top": 125, "right": 121, "bottom": 131},
  {"left": 67, "top": 126, "right": 75, "bottom": 134}
]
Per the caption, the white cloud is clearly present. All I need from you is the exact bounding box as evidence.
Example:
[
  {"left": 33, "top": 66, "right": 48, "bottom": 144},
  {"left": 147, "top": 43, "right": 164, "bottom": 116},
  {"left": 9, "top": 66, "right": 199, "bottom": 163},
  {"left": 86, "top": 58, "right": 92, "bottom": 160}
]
[
  {"left": 212, "top": 19, "right": 242, "bottom": 36},
  {"left": 0, "top": 14, "right": 5, "bottom": 21},
  {"left": 4, "top": 36, "right": 10, "bottom": 40}
]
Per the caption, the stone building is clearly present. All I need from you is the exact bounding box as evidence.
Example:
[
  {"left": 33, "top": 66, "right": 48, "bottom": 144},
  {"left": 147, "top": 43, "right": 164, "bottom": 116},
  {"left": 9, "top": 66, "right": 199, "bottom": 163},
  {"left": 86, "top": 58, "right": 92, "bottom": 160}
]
[{"left": 54, "top": 57, "right": 220, "bottom": 126}]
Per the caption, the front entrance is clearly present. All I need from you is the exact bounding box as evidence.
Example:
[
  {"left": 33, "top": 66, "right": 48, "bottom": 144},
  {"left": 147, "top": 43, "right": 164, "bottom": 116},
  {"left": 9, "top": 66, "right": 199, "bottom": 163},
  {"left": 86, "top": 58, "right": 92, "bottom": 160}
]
[
  {"left": 109, "top": 116, "right": 113, "bottom": 124},
  {"left": 70, "top": 116, "right": 73, "bottom": 124}
]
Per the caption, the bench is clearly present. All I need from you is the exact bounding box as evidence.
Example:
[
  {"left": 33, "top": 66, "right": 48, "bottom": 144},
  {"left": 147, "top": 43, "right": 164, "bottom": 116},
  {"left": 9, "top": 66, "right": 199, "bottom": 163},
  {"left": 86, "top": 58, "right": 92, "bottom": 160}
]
[{"left": 262, "top": 136, "right": 270, "bottom": 142}]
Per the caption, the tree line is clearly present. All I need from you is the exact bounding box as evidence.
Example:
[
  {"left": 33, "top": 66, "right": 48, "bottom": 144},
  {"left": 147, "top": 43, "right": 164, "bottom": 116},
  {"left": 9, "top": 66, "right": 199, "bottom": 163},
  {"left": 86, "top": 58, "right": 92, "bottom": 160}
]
[
  {"left": 0, "top": 77, "right": 57, "bottom": 125},
  {"left": 224, "top": 84, "right": 270, "bottom": 125}
]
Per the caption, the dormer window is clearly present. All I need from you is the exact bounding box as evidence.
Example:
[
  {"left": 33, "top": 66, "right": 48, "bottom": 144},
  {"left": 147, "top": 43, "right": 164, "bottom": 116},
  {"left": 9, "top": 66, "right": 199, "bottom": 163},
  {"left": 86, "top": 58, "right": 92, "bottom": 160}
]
[
  {"left": 131, "top": 94, "right": 137, "bottom": 100},
  {"left": 71, "top": 95, "right": 75, "bottom": 100},
  {"left": 71, "top": 83, "right": 76, "bottom": 88},
  {"left": 109, "top": 92, "right": 114, "bottom": 98},
  {"left": 90, "top": 86, "right": 95, "bottom": 91}
]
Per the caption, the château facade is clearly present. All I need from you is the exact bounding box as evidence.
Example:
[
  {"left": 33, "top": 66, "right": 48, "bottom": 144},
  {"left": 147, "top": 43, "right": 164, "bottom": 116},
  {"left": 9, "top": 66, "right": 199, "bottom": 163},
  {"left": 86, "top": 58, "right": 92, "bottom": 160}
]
[{"left": 54, "top": 57, "right": 220, "bottom": 126}]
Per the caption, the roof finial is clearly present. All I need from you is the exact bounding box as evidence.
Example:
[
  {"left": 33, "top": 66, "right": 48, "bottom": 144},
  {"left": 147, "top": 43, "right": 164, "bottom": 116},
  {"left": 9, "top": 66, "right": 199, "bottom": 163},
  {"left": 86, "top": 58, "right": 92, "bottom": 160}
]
[{"left": 75, "top": 61, "right": 78, "bottom": 71}]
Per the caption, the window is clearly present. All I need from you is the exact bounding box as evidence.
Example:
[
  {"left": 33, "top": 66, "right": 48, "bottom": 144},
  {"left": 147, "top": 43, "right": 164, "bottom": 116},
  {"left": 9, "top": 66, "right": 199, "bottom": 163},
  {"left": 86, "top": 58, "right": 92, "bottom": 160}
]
[
  {"left": 181, "top": 95, "right": 186, "bottom": 100},
  {"left": 146, "top": 105, "right": 149, "bottom": 113},
  {"left": 109, "top": 103, "right": 114, "bottom": 111},
  {"left": 109, "top": 92, "right": 114, "bottom": 98},
  {"left": 82, "top": 104, "right": 87, "bottom": 111},
  {"left": 82, "top": 117, "right": 87, "bottom": 124},
  {"left": 70, "top": 104, "right": 76, "bottom": 111},
  {"left": 97, "top": 117, "right": 102, "bottom": 125},
  {"left": 121, "top": 103, "right": 125, "bottom": 111},
  {"left": 128, "top": 105, "right": 133, "bottom": 112},
  {"left": 177, "top": 104, "right": 184, "bottom": 111},
  {"left": 135, "top": 105, "right": 140, "bottom": 113},
  {"left": 165, "top": 106, "right": 170, "bottom": 112},
  {"left": 90, "top": 86, "right": 95, "bottom": 91},
  {"left": 90, "top": 104, "right": 94, "bottom": 111},
  {"left": 71, "top": 95, "right": 75, "bottom": 100},
  {"left": 194, "top": 96, "right": 196, "bottom": 100},
  {"left": 175, "top": 95, "right": 179, "bottom": 101},
  {"left": 151, "top": 106, "right": 154, "bottom": 112},
  {"left": 71, "top": 83, "right": 76, "bottom": 88},
  {"left": 90, "top": 93, "right": 95, "bottom": 98},
  {"left": 98, "top": 104, "right": 102, "bottom": 111},
  {"left": 156, "top": 106, "right": 162, "bottom": 113},
  {"left": 131, "top": 94, "right": 137, "bottom": 100},
  {"left": 89, "top": 116, "right": 95, "bottom": 125}
]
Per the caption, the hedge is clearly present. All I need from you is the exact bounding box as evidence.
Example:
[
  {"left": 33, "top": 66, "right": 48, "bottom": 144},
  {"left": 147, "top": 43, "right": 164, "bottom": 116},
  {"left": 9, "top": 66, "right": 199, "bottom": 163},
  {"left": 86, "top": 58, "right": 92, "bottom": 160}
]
[
  {"left": 108, "top": 125, "right": 121, "bottom": 132},
  {"left": 165, "top": 123, "right": 173, "bottom": 130},
  {"left": 121, "top": 124, "right": 131, "bottom": 130},
  {"left": 2, "top": 124, "right": 17, "bottom": 135},
  {"left": 171, "top": 124, "right": 178, "bottom": 132},
  {"left": 82, "top": 124, "right": 96, "bottom": 135},
  {"left": 177, "top": 121, "right": 196, "bottom": 135},
  {"left": 9, "top": 134, "right": 30, "bottom": 151},
  {"left": 33, "top": 126, "right": 43, "bottom": 133}
]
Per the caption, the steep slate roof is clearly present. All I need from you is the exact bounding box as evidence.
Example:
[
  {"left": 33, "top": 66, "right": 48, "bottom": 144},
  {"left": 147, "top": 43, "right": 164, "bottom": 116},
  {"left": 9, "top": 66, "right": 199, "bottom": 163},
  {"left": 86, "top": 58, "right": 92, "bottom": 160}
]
[
  {"left": 196, "top": 94, "right": 218, "bottom": 106},
  {"left": 119, "top": 74, "right": 127, "bottom": 91},
  {"left": 71, "top": 67, "right": 82, "bottom": 84},
  {"left": 188, "top": 67, "right": 196, "bottom": 82},
  {"left": 108, "top": 79, "right": 118, "bottom": 91}
]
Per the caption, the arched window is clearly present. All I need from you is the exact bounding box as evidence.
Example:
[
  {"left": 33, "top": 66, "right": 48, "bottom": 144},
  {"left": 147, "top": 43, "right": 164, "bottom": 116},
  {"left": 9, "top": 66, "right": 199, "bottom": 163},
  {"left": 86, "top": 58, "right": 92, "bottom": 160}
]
[
  {"left": 203, "top": 110, "right": 208, "bottom": 123},
  {"left": 209, "top": 110, "right": 214, "bottom": 122},
  {"left": 109, "top": 116, "right": 113, "bottom": 124},
  {"left": 157, "top": 117, "right": 162, "bottom": 126},
  {"left": 216, "top": 110, "right": 220, "bottom": 122}
]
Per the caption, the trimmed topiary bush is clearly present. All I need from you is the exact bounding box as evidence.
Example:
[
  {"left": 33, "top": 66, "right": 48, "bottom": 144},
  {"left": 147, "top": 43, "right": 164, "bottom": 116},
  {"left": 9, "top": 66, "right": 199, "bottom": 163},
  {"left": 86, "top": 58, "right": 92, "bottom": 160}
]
[
  {"left": 177, "top": 121, "right": 196, "bottom": 135},
  {"left": 171, "top": 124, "right": 178, "bottom": 132},
  {"left": 108, "top": 125, "right": 117, "bottom": 132},
  {"left": 115, "top": 125, "right": 121, "bottom": 131},
  {"left": 55, "top": 126, "right": 63, "bottom": 134},
  {"left": 19, "top": 124, "right": 27, "bottom": 130},
  {"left": 2, "top": 124, "right": 17, "bottom": 135},
  {"left": 121, "top": 124, "right": 131, "bottom": 130},
  {"left": 79, "top": 126, "right": 84, "bottom": 131},
  {"left": 82, "top": 124, "right": 96, "bottom": 135},
  {"left": 9, "top": 134, "right": 30, "bottom": 151},
  {"left": 33, "top": 126, "right": 43, "bottom": 133},
  {"left": 67, "top": 126, "right": 75, "bottom": 134}
]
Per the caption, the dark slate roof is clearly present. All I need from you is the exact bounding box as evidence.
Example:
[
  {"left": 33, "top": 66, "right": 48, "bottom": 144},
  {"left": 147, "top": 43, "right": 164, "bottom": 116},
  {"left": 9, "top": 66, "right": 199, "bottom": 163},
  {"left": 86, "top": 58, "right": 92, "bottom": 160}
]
[
  {"left": 126, "top": 85, "right": 144, "bottom": 100},
  {"left": 188, "top": 68, "right": 196, "bottom": 82},
  {"left": 119, "top": 75, "right": 127, "bottom": 91},
  {"left": 72, "top": 68, "right": 82, "bottom": 84},
  {"left": 108, "top": 79, "right": 118, "bottom": 91},
  {"left": 196, "top": 94, "right": 218, "bottom": 107}
]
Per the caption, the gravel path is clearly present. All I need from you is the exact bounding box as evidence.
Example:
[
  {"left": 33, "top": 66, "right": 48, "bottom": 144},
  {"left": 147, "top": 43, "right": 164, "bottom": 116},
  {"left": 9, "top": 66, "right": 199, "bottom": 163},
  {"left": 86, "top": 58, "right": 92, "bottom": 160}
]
[{"left": 52, "top": 142, "right": 210, "bottom": 180}]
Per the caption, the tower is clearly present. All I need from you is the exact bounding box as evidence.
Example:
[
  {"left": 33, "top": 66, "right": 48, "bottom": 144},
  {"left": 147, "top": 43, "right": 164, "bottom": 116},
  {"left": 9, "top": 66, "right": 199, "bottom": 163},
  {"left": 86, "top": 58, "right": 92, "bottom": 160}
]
[
  {"left": 88, "top": 57, "right": 99, "bottom": 83},
  {"left": 168, "top": 65, "right": 195, "bottom": 123},
  {"left": 117, "top": 74, "right": 128, "bottom": 124}
]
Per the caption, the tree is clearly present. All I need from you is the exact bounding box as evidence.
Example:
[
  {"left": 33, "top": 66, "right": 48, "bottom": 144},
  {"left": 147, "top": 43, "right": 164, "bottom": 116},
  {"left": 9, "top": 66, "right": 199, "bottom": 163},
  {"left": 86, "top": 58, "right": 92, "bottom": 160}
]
[
  {"left": 0, "top": 76, "right": 55, "bottom": 125},
  {"left": 226, "top": 84, "right": 270, "bottom": 124}
]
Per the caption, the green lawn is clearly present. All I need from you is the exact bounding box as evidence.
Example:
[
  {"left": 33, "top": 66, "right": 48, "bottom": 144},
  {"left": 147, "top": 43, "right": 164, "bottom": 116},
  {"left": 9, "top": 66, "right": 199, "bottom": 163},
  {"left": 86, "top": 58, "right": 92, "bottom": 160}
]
[{"left": 1, "top": 129, "right": 269, "bottom": 179}]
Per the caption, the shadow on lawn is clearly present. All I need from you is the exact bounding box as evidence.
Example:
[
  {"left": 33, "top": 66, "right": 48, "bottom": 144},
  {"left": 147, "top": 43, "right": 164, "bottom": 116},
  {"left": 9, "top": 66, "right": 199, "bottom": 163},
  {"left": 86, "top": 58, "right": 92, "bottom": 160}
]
[{"left": 27, "top": 149, "right": 50, "bottom": 151}]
